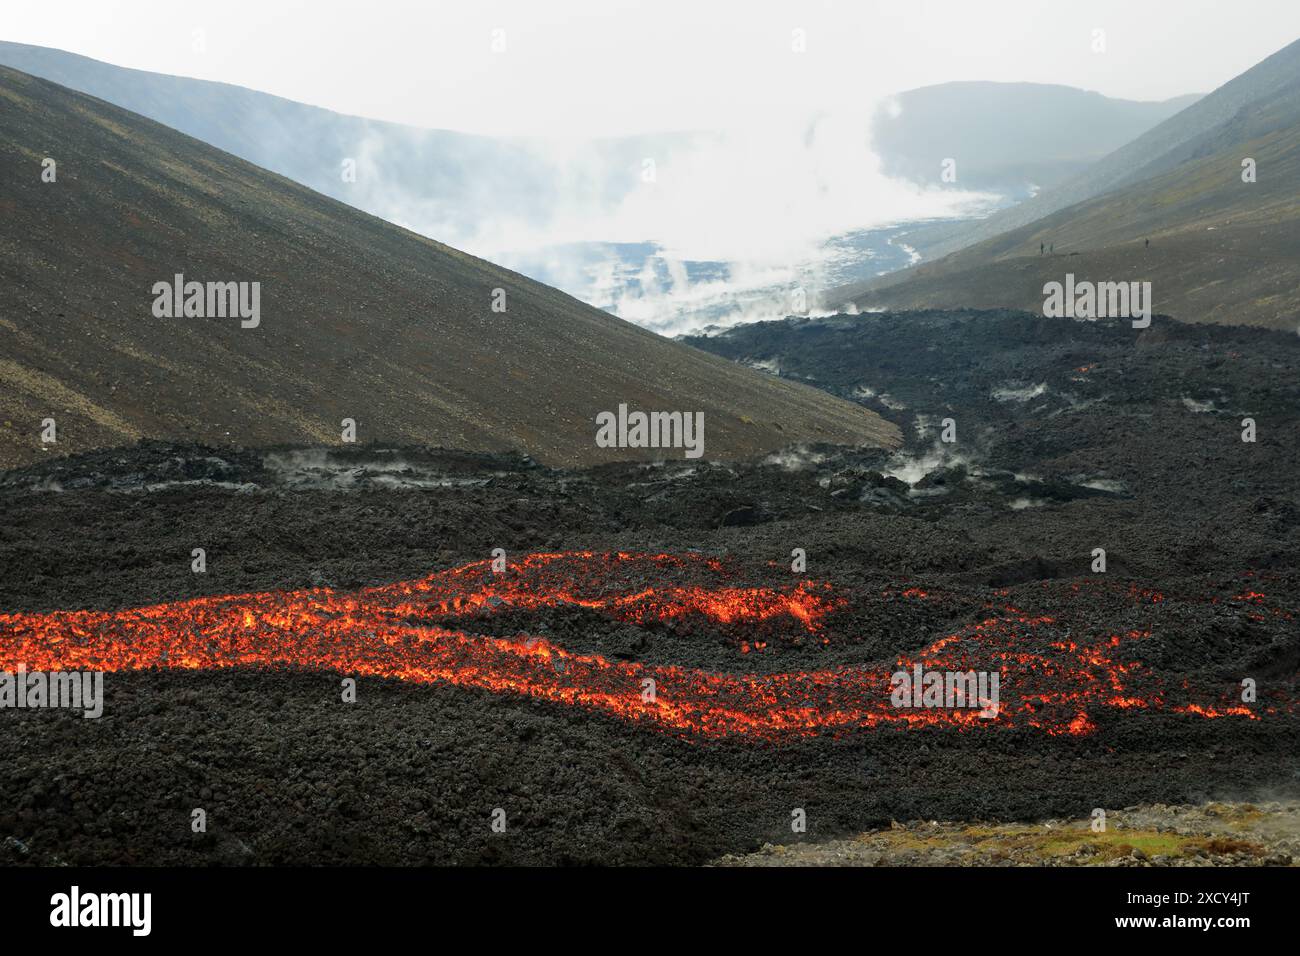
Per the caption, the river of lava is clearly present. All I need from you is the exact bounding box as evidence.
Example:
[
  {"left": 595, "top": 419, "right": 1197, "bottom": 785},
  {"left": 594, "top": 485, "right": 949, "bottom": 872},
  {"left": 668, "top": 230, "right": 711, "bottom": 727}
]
[{"left": 0, "top": 552, "right": 1280, "bottom": 740}]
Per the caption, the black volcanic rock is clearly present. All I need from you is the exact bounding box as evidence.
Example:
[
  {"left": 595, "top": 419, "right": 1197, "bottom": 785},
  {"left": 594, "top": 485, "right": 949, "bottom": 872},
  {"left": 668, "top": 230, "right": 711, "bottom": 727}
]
[{"left": 0, "top": 308, "right": 1297, "bottom": 866}]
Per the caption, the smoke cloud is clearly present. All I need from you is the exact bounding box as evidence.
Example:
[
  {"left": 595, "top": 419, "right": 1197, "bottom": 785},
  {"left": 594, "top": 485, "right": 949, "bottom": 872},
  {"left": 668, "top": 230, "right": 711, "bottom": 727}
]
[{"left": 343, "top": 101, "right": 994, "bottom": 335}]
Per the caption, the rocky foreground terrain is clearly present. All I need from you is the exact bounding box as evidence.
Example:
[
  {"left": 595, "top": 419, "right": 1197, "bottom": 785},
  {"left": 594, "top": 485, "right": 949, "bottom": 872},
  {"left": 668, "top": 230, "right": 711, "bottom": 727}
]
[{"left": 1, "top": 308, "right": 1297, "bottom": 865}]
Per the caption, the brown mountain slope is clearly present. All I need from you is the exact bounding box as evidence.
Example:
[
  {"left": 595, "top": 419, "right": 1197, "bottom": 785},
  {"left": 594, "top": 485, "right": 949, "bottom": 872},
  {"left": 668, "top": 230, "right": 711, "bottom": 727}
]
[
  {"left": 0, "top": 66, "right": 897, "bottom": 469},
  {"left": 829, "top": 124, "right": 1300, "bottom": 328},
  {"left": 830, "top": 42, "right": 1300, "bottom": 330},
  {"left": 908, "top": 37, "right": 1300, "bottom": 261}
]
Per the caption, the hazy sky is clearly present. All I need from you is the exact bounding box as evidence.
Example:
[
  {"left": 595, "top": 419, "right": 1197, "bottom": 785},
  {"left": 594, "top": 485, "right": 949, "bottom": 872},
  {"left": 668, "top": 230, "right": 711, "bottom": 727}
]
[{"left": 5, "top": 0, "right": 1299, "bottom": 136}]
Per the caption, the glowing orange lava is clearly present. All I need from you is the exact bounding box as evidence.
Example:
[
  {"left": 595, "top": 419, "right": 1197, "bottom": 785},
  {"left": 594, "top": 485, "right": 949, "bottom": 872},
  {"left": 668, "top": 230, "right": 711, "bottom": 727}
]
[{"left": 0, "top": 552, "right": 1288, "bottom": 740}]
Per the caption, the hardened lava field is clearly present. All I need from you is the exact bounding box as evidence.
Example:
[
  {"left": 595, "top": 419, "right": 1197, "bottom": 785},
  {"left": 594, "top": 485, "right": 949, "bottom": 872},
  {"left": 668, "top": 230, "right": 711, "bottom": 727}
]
[{"left": 2, "top": 309, "right": 1298, "bottom": 865}]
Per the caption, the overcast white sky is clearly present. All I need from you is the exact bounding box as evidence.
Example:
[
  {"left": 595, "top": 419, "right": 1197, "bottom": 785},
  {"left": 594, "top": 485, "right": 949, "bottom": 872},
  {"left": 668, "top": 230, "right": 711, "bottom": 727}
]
[{"left": 5, "top": 0, "right": 1299, "bottom": 136}]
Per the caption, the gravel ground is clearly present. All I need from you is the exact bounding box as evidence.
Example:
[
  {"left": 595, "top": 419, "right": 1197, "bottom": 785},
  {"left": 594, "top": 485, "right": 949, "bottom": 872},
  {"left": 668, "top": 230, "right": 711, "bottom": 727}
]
[{"left": 714, "top": 801, "right": 1300, "bottom": 866}]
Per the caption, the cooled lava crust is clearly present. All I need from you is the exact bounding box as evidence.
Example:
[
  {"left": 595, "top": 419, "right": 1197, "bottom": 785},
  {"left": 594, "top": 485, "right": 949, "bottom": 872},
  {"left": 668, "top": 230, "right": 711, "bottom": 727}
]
[{"left": 2, "top": 309, "right": 1298, "bottom": 865}]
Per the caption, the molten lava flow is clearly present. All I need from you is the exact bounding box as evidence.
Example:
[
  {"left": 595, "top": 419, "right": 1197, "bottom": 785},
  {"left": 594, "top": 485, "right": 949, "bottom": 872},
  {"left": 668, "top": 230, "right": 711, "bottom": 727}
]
[{"left": 0, "top": 552, "right": 1290, "bottom": 740}]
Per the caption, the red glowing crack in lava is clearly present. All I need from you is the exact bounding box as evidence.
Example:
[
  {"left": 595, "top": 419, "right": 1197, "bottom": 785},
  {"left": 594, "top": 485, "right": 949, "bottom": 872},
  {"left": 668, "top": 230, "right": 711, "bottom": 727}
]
[{"left": 0, "top": 552, "right": 1282, "bottom": 738}]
